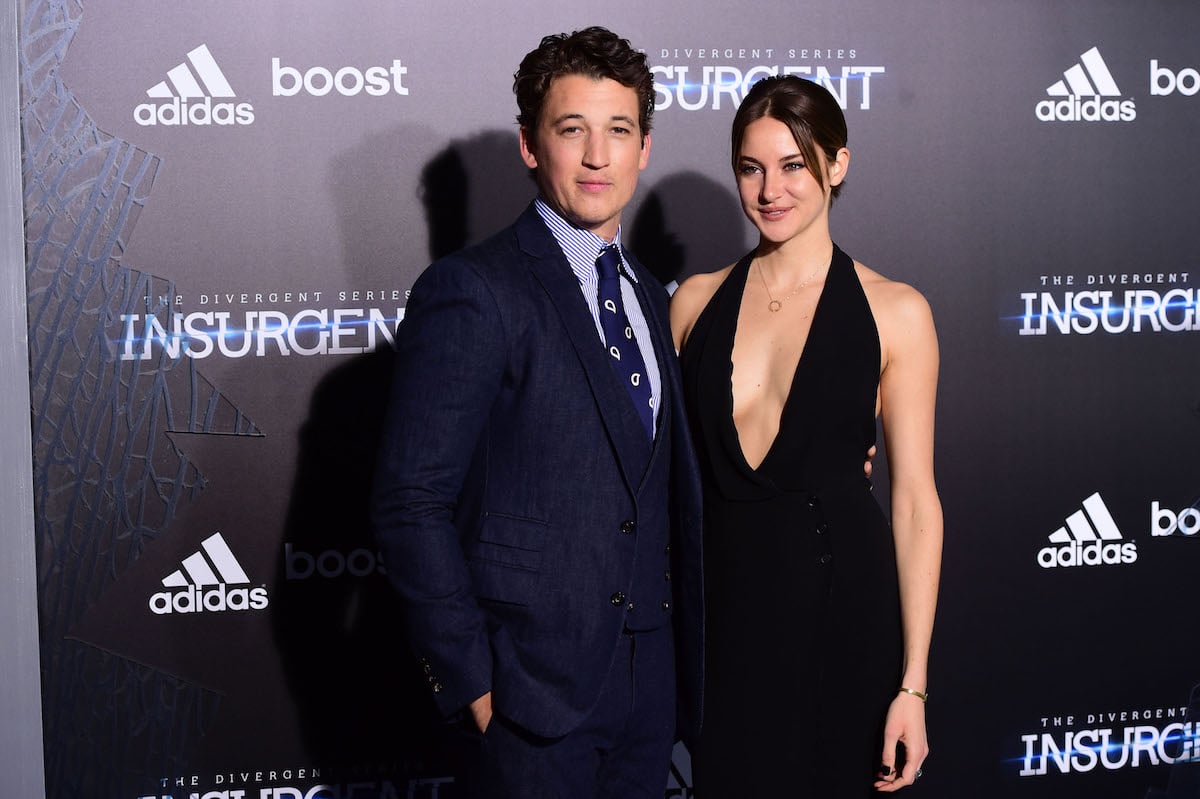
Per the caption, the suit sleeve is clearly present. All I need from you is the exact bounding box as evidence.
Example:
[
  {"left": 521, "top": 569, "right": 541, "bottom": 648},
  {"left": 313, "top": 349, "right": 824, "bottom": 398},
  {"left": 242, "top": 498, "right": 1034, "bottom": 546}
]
[{"left": 371, "top": 257, "right": 506, "bottom": 717}]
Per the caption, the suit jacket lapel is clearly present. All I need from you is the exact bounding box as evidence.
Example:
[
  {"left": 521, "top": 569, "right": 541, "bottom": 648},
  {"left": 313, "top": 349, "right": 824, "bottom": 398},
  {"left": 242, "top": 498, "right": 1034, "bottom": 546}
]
[
  {"left": 515, "top": 206, "right": 651, "bottom": 494},
  {"left": 623, "top": 248, "right": 677, "bottom": 492}
]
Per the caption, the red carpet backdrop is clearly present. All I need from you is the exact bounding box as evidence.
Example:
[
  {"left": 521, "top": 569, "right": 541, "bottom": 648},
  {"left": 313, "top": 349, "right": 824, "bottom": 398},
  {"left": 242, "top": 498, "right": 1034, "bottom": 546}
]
[{"left": 17, "top": 0, "right": 1200, "bottom": 796}]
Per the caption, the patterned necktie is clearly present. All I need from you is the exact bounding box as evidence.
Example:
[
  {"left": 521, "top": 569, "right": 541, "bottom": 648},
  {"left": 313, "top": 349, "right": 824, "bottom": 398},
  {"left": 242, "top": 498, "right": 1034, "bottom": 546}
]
[{"left": 596, "top": 245, "right": 655, "bottom": 439}]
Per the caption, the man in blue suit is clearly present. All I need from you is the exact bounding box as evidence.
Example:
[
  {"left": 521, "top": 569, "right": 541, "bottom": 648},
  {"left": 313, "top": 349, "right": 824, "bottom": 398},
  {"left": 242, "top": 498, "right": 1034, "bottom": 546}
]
[{"left": 372, "top": 27, "right": 703, "bottom": 798}]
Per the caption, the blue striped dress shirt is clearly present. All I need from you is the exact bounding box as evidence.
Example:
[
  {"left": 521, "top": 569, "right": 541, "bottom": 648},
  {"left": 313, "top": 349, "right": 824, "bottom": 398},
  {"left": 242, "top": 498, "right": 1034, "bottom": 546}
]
[{"left": 533, "top": 199, "right": 662, "bottom": 428}]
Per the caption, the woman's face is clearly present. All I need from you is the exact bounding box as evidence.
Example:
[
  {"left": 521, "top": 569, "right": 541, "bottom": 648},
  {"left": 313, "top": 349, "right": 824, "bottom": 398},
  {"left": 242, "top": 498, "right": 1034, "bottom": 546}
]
[{"left": 734, "top": 116, "right": 846, "bottom": 246}]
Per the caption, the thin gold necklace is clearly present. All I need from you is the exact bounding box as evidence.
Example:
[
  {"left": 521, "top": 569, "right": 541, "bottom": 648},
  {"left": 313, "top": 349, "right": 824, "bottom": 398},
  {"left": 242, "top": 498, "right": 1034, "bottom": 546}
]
[{"left": 755, "top": 259, "right": 822, "bottom": 313}]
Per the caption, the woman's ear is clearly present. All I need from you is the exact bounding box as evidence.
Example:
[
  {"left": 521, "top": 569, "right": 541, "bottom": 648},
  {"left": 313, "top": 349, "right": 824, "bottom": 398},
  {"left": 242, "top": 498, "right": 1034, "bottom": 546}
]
[{"left": 829, "top": 147, "right": 850, "bottom": 187}]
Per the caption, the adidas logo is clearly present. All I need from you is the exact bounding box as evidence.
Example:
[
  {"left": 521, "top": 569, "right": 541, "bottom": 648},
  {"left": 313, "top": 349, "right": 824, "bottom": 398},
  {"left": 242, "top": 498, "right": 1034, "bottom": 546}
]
[
  {"left": 135, "top": 44, "right": 255, "bottom": 126},
  {"left": 1035, "top": 47, "right": 1136, "bottom": 122},
  {"left": 149, "top": 532, "right": 269, "bottom": 614},
  {"left": 1036, "top": 492, "right": 1138, "bottom": 568}
]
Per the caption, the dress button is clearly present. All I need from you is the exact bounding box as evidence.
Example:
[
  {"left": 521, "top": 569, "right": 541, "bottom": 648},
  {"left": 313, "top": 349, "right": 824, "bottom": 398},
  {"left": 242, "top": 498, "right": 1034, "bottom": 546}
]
[
  {"left": 610, "top": 591, "right": 626, "bottom": 606},
  {"left": 621, "top": 520, "right": 636, "bottom": 534},
  {"left": 807, "top": 496, "right": 820, "bottom": 510},
  {"left": 664, "top": 544, "right": 671, "bottom": 555},
  {"left": 816, "top": 521, "right": 829, "bottom": 535},
  {"left": 817, "top": 554, "right": 833, "bottom": 565},
  {"left": 661, "top": 600, "right": 671, "bottom": 611},
  {"left": 431, "top": 681, "right": 443, "bottom": 693}
]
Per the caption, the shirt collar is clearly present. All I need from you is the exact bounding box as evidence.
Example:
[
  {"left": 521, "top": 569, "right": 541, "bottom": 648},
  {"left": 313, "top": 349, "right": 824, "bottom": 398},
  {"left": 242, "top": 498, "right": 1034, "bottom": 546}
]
[{"left": 533, "top": 198, "right": 637, "bottom": 283}]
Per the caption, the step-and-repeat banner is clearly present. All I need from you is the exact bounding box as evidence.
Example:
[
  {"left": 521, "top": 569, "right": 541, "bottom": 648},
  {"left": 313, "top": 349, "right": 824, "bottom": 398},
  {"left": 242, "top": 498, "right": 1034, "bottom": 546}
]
[{"left": 18, "top": 0, "right": 1200, "bottom": 796}]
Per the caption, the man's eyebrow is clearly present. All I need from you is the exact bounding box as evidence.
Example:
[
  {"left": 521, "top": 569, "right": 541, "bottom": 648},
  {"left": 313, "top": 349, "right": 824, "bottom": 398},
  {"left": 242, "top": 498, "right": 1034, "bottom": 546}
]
[{"left": 546, "top": 113, "right": 638, "bottom": 127}]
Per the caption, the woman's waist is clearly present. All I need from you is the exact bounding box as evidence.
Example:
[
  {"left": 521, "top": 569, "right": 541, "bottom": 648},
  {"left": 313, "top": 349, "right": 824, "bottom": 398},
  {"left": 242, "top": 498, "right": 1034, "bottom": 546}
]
[{"left": 701, "top": 468, "right": 874, "bottom": 506}]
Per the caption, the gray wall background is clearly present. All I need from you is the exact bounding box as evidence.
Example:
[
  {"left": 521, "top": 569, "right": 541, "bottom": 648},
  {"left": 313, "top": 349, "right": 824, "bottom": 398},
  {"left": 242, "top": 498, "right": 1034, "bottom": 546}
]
[{"left": 1, "top": 0, "right": 46, "bottom": 796}]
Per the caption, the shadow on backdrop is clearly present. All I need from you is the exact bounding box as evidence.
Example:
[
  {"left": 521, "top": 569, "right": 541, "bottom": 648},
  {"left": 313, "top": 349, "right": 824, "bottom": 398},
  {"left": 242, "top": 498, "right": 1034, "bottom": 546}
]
[
  {"left": 270, "top": 130, "right": 532, "bottom": 797},
  {"left": 421, "top": 130, "right": 531, "bottom": 261},
  {"left": 630, "top": 170, "right": 750, "bottom": 287}
]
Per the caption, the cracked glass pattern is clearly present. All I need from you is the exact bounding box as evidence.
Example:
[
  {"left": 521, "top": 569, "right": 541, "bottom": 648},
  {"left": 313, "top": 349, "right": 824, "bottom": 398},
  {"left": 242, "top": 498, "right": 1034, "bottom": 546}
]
[{"left": 21, "top": 1, "right": 262, "bottom": 794}]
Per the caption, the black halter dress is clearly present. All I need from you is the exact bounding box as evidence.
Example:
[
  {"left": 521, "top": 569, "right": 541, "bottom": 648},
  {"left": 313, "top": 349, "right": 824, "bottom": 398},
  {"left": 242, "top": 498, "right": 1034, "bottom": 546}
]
[{"left": 681, "top": 245, "right": 903, "bottom": 797}]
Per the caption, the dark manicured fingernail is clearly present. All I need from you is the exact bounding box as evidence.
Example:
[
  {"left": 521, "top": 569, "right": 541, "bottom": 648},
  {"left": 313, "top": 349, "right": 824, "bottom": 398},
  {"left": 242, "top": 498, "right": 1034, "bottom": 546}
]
[{"left": 878, "top": 765, "right": 892, "bottom": 776}]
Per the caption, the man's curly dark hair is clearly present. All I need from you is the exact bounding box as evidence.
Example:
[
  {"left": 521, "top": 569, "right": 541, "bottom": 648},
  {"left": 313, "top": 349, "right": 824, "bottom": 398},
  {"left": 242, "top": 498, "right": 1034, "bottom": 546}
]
[{"left": 513, "top": 26, "right": 654, "bottom": 144}]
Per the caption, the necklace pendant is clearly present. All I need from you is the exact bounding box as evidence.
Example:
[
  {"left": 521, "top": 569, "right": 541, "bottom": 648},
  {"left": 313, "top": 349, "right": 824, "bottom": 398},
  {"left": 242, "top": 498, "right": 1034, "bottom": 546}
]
[{"left": 768, "top": 300, "right": 782, "bottom": 313}]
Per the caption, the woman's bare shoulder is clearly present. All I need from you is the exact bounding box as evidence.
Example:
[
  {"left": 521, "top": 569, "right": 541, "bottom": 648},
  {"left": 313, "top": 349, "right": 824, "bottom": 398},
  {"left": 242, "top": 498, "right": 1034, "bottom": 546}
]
[
  {"left": 674, "top": 264, "right": 734, "bottom": 306},
  {"left": 670, "top": 263, "right": 738, "bottom": 346},
  {"left": 854, "top": 259, "right": 933, "bottom": 327}
]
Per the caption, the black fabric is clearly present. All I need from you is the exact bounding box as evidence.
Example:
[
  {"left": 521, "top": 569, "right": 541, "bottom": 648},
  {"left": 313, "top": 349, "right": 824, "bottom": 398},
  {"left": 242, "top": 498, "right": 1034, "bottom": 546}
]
[{"left": 681, "top": 246, "right": 903, "bottom": 797}]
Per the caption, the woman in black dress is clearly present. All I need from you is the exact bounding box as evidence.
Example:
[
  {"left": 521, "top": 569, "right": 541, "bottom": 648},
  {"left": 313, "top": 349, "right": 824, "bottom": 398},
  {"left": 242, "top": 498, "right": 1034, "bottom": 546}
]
[{"left": 670, "top": 76, "right": 942, "bottom": 796}]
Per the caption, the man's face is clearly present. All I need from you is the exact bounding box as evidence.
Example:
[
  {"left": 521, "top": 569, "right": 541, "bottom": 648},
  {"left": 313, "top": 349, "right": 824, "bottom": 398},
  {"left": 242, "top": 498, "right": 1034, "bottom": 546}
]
[{"left": 520, "top": 74, "right": 651, "bottom": 241}]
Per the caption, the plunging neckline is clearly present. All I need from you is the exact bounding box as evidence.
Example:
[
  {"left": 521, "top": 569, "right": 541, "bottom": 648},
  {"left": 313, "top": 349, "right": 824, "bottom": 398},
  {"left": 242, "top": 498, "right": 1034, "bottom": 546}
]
[{"left": 727, "top": 251, "right": 835, "bottom": 474}]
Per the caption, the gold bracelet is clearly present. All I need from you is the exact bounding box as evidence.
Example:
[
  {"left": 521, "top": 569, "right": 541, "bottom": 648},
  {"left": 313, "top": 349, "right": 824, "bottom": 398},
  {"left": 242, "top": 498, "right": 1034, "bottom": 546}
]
[{"left": 899, "top": 687, "right": 928, "bottom": 703}]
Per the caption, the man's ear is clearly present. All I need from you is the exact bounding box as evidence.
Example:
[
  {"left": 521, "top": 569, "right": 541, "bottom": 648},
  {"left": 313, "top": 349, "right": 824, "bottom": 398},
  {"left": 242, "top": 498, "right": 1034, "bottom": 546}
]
[{"left": 519, "top": 126, "right": 538, "bottom": 169}]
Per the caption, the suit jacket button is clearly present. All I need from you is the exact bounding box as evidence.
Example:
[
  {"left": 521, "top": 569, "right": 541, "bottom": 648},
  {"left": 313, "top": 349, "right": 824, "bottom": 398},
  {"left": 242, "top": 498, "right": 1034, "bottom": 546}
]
[
  {"left": 621, "top": 520, "right": 636, "bottom": 534},
  {"left": 610, "top": 591, "right": 626, "bottom": 606},
  {"left": 626, "top": 602, "right": 635, "bottom": 612},
  {"left": 661, "top": 600, "right": 671, "bottom": 611}
]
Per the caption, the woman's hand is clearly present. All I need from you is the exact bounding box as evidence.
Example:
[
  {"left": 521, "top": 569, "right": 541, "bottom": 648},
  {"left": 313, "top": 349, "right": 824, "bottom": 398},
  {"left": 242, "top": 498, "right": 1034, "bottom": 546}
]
[{"left": 874, "top": 690, "right": 929, "bottom": 791}]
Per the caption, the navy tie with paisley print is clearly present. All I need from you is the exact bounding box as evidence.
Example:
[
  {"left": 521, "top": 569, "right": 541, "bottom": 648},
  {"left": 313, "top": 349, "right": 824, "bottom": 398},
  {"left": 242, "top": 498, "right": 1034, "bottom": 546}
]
[{"left": 595, "top": 245, "right": 655, "bottom": 440}]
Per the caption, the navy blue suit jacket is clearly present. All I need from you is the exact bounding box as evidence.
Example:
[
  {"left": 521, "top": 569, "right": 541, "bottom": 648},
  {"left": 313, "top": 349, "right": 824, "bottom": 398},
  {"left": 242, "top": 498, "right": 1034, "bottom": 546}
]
[{"left": 373, "top": 203, "right": 703, "bottom": 741}]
